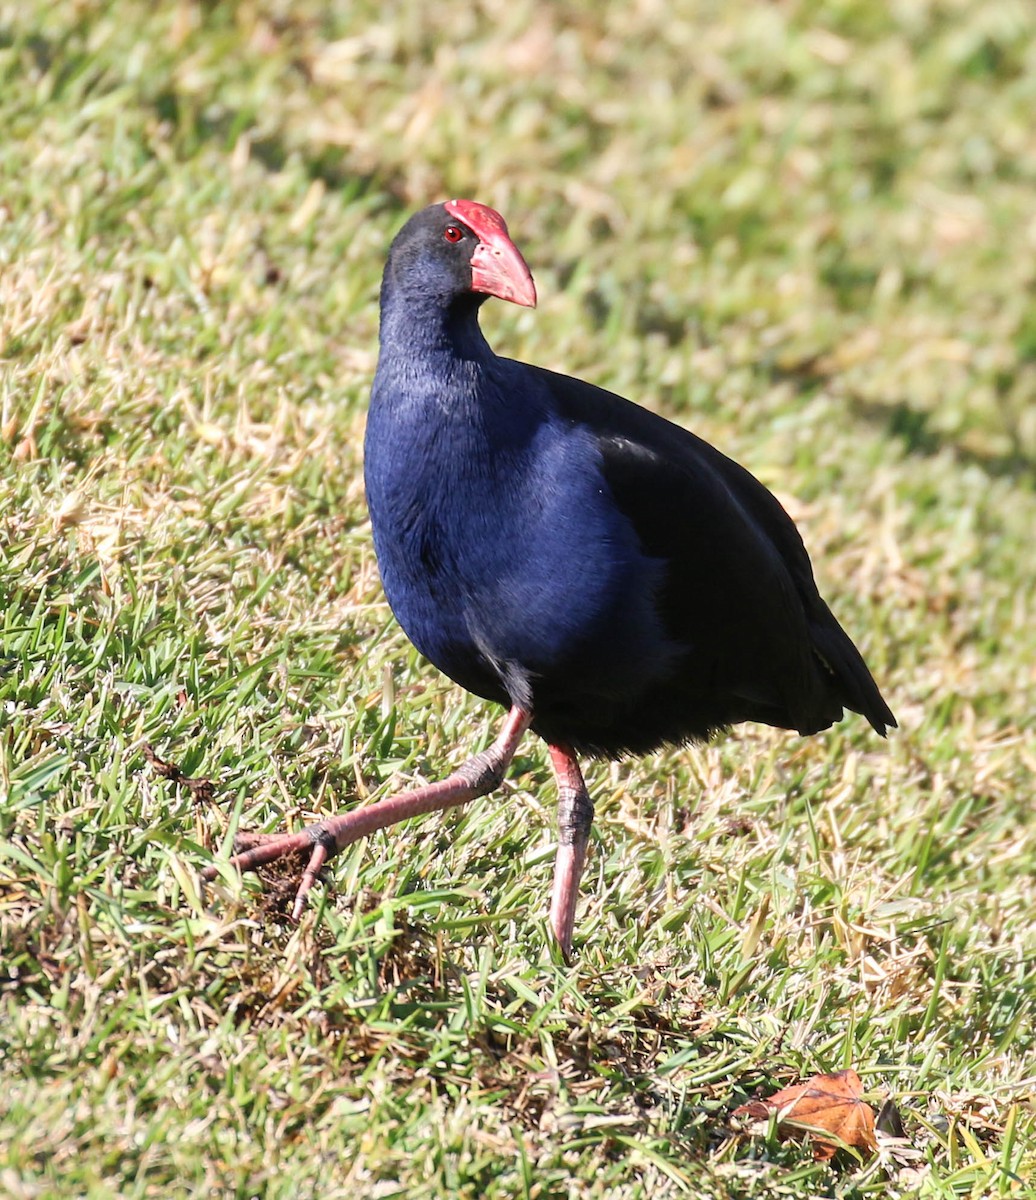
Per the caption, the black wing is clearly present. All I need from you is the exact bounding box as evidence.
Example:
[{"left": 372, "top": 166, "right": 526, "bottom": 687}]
[{"left": 532, "top": 365, "right": 896, "bottom": 738}]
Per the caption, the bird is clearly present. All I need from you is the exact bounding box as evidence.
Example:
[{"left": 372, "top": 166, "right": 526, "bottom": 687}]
[{"left": 202, "top": 199, "right": 896, "bottom": 958}]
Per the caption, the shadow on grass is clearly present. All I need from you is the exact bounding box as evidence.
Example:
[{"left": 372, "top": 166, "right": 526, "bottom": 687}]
[
  {"left": 849, "top": 394, "right": 1036, "bottom": 486},
  {"left": 767, "top": 355, "right": 1035, "bottom": 485},
  {"left": 0, "top": 21, "right": 410, "bottom": 219},
  {"left": 150, "top": 85, "right": 408, "bottom": 210}
]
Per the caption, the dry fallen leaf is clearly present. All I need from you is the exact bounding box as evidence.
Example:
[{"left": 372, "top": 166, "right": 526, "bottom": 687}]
[
  {"left": 144, "top": 744, "right": 217, "bottom": 804},
  {"left": 734, "top": 1068, "right": 878, "bottom": 1162}
]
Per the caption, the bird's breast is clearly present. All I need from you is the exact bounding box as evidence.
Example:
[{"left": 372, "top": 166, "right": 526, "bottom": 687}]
[{"left": 364, "top": 385, "right": 676, "bottom": 709}]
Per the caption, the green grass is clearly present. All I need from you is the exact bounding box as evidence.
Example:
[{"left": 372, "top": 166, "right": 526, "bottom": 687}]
[{"left": 2, "top": 1, "right": 1035, "bottom": 1196}]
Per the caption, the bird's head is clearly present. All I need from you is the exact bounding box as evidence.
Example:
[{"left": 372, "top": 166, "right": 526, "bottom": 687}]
[{"left": 384, "top": 200, "right": 537, "bottom": 311}]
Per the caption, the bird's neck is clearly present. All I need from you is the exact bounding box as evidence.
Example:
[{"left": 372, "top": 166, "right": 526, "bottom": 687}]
[
  {"left": 378, "top": 290, "right": 492, "bottom": 374},
  {"left": 373, "top": 293, "right": 507, "bottom": 437}
]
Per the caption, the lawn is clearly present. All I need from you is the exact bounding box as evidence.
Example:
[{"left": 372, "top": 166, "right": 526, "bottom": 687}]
[{"left": 1, "top": 1, "right": 1035, "bottom": 1196}]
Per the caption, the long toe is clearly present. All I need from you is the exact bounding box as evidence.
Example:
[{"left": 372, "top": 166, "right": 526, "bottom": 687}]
[{"left": 200, "top": 827, "right": 317, "bottom": 882}]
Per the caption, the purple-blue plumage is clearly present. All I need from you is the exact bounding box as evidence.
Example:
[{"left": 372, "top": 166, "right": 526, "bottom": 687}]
[{"left": 365, "top": 202, "right": 895, "bottom": 756}]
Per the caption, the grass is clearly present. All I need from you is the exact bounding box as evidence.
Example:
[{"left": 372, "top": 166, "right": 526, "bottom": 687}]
[{"left": 1, "top": 0, "right": 1035, "bottom": 1196}]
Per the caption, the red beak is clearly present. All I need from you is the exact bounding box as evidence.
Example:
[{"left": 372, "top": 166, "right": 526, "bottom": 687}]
[{"left": 444, "top": 199, "right": 537, "bottom": 309}]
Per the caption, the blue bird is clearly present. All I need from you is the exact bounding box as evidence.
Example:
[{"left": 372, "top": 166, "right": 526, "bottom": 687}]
[{"left": 205, "top": 200, "right": 895, "bottom": 957}]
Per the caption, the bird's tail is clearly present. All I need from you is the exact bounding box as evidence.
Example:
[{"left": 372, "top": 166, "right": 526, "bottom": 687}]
[{"left": 811, "top": 612, "right": 897, "bottom": 737}]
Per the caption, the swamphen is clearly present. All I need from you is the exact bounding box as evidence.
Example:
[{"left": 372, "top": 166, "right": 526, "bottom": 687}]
[{"left": 204, "top": 200, "right": 896, "bottom": 956}]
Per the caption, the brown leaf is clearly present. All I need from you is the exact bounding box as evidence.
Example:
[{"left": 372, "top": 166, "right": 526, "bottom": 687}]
[
  {"left": 144, "top": 744, "right": 217, "bottom": 804},
  {"left": 734, "top": 1068, "right": 878, "bottom": 1162}
]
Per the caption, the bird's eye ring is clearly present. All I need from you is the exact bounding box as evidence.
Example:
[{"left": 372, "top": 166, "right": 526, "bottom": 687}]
[{"left": 443, "top": 224, "right": 464, "bottom": 243}]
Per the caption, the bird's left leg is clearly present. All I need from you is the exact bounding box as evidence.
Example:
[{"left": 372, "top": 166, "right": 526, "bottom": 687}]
[
  {"left": 547, "top": 743, "right": 594, "bottom": 960},
  {"left": 201, "top": 706, "right": 531, "bottom": 921}
]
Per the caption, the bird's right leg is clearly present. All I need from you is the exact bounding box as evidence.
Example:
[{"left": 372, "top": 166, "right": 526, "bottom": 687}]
[
  {"left": 202, "top": 706, "right": 532, "bottom": 921},
  {"left": 547, "top": 744, "right": 595, "bottom": 961}
]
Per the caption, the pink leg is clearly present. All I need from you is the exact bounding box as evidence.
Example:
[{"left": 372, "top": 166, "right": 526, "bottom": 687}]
[
  {"left": 547, "top": 743, "right": 594, "bottom": 960},
  {"left": 203, "top": 706, "right": 531, "bottom": 921}
]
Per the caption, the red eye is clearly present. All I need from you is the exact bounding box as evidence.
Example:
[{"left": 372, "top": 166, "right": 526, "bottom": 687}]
[{"left": 443, "top": 224, "right": 464, "bottom": 243}]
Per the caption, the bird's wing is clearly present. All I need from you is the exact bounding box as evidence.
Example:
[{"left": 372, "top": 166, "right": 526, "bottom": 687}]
[{"left": 527, "top": 365, "right": 895, "bottom": 735}]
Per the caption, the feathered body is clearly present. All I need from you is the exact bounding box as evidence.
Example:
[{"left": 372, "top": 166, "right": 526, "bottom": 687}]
[
  {"left": 365, "top": 205, "right": 894, "bottom": 757},
  {"left": 208, "top": 200, "right": 894, "bottom": 951}
]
